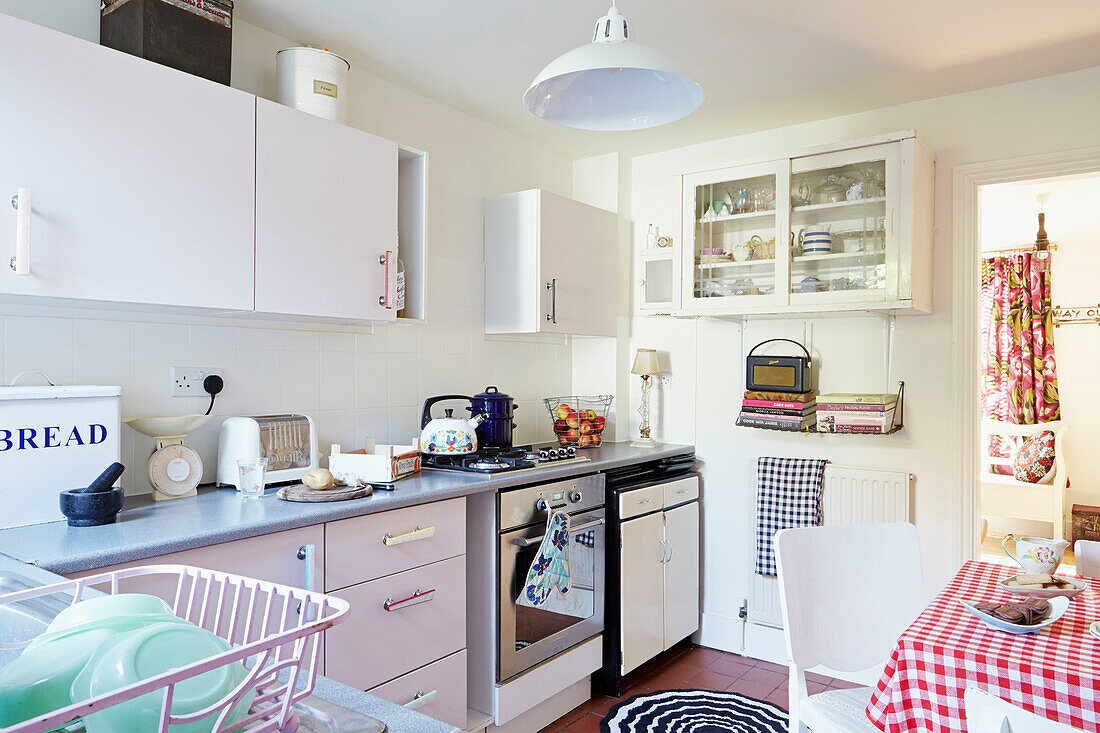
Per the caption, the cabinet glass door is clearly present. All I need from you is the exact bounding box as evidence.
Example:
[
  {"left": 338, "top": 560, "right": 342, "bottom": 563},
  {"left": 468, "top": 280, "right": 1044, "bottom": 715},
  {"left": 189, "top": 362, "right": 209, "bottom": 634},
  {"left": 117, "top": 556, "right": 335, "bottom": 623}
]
[
  {"left": 682, "top": 161, "right": 788, "bottom": 313},
  {"left": 788, "top": 144, "right": 899, "bottom": 304},
  {"left": 637, "top": 253, "right": 677, "bottom": 314}
]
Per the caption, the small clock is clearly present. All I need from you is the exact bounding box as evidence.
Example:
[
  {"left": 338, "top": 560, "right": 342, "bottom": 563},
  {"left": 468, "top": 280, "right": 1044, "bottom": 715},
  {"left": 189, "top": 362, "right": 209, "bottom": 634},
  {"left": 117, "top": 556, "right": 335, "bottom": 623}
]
[{"left": 148, "top": 437, "right": 203, "bottom": 501}]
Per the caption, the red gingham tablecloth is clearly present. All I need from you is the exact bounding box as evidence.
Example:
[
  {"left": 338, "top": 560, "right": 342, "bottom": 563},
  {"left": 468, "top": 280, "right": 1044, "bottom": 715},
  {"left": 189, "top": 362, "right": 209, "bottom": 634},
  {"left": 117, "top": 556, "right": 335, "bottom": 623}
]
[{"left": 866, "top": 560, "right": 1100, "bottom": 732}]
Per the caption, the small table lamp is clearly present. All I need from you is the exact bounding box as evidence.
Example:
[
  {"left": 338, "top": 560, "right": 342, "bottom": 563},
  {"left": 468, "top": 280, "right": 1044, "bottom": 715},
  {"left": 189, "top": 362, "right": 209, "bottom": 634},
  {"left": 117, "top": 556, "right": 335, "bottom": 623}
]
[{"left": 631, "top": 348, "right": 661, "bottom": 446}]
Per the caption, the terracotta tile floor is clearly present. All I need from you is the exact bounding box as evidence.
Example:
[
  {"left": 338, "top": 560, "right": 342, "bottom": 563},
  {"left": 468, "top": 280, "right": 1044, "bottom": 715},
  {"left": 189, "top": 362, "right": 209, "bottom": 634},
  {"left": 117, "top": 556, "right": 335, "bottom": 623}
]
[{"left": 540, "top": 644, "right": 859, "bottom": 732}]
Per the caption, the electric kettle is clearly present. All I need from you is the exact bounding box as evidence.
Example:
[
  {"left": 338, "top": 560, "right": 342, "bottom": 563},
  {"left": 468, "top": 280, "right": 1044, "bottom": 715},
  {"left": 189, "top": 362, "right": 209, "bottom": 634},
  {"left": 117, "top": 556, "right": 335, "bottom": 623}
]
[{"left": 420, "top": 395, "right": 486, "bottom": 455}]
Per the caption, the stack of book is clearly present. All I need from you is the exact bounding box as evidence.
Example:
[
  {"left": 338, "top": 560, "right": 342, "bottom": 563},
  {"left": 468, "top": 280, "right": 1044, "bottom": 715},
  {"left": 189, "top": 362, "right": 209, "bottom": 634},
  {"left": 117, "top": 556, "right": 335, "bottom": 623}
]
[
  {"left": 736, "top": 390, "right": 817, "bottom": 432},
  {"left": 816, "top": 393, "right": 899, "bottom": 434}
]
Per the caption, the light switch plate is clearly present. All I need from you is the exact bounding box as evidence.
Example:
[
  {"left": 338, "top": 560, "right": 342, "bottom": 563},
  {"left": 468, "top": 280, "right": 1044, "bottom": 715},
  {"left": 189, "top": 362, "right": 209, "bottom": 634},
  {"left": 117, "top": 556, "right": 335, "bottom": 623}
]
[{"left": 171, "top": 366, "right": 223, "bottom": 397}]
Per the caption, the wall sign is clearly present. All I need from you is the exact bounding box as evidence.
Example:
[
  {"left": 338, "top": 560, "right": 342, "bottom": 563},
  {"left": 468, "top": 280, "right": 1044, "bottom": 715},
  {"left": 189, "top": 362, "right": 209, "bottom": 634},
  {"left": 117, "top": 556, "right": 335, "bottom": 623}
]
[{"left": 1052, "top": 304, "right": 1100, "bottom": 327}]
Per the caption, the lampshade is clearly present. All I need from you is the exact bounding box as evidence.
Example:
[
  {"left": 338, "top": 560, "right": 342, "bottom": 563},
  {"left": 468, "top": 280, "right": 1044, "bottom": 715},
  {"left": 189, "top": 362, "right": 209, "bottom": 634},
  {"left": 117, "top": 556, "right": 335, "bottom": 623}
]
[
  {"left": 524, "top": 4, "right": 704, "bottom": 131},
  {"left": 631, "top": 348, "right": 661, "bottom": 376}
]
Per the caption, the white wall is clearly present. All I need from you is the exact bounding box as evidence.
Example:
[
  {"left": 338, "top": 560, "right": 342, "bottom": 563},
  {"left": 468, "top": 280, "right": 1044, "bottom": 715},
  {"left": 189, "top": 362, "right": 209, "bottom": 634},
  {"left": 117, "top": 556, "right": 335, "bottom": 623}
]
[
  {"left": 981, "top": 174, "right": 1100, "bottom": 531},
  {"left": 0, "top": 12, "right": 575, "bottom": 506},
  {"left": 623, "top": 64, "right": 1100, "bottom": 660}
]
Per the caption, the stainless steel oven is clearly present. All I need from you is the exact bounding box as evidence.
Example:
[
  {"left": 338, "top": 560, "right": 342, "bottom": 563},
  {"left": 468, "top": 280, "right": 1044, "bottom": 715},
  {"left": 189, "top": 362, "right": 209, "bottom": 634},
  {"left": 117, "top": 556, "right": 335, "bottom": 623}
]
[{"left": 498, "top": 474, "right": 605, "bottom": 682}]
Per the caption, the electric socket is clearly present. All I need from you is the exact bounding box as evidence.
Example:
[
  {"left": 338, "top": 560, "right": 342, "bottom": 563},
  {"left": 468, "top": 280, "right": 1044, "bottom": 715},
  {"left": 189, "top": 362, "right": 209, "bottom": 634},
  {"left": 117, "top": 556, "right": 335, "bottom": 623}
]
[
  {"left": 657, "top": 375, "right": 672, "bottom": 389},
  {"left": 171, "top": 366, "right": 224, "bottom": 397}
]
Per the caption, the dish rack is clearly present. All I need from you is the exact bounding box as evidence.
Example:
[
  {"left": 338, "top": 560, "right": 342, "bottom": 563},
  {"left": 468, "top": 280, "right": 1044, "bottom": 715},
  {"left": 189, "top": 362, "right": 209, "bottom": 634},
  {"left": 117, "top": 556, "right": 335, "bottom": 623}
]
[{"left": 0, "top": 564, "right": 350, "bottom": 733}]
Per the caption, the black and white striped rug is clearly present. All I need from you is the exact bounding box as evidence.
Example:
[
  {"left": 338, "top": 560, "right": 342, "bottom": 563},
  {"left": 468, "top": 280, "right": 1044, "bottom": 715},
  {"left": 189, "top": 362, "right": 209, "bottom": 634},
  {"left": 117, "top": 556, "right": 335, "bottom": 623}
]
[{"left": 601, "top": 689, "right": 787, "bottom": 732}]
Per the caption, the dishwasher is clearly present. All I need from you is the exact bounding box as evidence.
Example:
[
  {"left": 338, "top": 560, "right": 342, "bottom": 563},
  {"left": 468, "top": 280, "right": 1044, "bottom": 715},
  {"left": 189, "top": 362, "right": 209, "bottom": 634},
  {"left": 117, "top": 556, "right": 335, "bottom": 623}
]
[{"left": 594, "top": 452, "right": 699, "bottom": 697}]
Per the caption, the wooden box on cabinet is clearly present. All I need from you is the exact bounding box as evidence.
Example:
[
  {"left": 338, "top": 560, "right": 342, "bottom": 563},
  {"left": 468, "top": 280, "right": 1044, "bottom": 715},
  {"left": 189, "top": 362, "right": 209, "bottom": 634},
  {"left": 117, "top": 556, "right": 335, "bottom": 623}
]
[
  {"left": 669, "top": 131, "right": 934, "bottom": 318},
  {"left": 484, "top": 189, "right": 617, "bottom": 336}
]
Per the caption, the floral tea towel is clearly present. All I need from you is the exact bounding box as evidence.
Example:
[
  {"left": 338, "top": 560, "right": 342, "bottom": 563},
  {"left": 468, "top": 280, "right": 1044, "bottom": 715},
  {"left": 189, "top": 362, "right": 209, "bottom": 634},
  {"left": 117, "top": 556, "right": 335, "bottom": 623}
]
[{"left": 517, "top": 510, "right": 571, "bottom": 608}]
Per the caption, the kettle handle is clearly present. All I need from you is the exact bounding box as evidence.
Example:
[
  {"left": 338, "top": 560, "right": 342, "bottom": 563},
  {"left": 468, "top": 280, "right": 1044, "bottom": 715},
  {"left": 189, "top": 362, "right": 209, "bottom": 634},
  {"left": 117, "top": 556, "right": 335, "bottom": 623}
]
[{"left": 421, "top": 395, "right": 474, "bottom": 429}]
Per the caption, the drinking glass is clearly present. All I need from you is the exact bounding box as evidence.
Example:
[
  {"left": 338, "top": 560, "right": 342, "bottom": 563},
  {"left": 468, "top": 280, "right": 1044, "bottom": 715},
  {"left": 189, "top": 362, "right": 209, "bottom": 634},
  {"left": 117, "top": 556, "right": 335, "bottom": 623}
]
[{"left": 237, "top": 457, "right": 268, "bottom": 499}]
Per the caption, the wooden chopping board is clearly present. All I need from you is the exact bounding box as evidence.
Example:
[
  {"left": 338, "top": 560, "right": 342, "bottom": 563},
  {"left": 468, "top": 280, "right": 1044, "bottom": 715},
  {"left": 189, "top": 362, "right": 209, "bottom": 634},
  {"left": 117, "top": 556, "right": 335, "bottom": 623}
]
[{"left": 276, "top": 483, "right": 372, "bottom": 503}]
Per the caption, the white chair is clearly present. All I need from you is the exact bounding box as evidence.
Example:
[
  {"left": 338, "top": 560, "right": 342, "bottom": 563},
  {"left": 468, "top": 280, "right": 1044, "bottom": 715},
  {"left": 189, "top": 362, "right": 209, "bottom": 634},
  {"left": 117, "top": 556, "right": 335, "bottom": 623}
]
[
  {"left": 965, "top": 686, "right": 1079, "bottom": 732},
  {"left": 776, "top": 523, "right": 924, "bottom": 733},
  {"left": 980, "top": 419, "right": 1069, "bottom": 540},
  {"left": 1075, "top": 539, "right": 1100, "bottom": 578}
]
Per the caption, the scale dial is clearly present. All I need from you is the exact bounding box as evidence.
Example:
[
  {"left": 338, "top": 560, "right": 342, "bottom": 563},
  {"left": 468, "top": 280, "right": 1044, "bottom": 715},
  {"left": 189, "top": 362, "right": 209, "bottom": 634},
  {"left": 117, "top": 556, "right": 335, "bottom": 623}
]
[{"left": 148, "top": 439, "right": 203, "bottom": 499}]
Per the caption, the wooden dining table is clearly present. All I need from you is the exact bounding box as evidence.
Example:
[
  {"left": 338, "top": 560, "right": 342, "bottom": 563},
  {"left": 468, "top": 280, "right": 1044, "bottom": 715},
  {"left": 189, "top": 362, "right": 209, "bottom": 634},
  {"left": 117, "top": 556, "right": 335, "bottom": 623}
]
[{"left": 866, "top": 560, "right": 1100, "bottom": 732}]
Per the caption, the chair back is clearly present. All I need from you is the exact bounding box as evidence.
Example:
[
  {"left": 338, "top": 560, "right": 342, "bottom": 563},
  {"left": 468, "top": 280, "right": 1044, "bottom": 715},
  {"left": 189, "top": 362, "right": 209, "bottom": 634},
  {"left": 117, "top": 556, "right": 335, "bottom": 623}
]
[
  {"left": 964, "top": 686, "right": 1078, "bottom": 732},
  {"left": 775, "top": 523, "right": 923, "bottom": 676},
  {"left": 980, "top": 419, "right": 1067, "bottom": 484},
  {"left": 1075, "top": 539, "right": 1100, "bottom": 579}
]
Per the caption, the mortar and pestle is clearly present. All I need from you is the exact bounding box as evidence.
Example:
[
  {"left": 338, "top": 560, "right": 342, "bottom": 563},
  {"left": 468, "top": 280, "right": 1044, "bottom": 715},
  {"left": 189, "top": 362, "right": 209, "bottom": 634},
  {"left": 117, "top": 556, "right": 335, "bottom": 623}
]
[{"left": 59, "top": 463, "right": 126, "bottom": 527}]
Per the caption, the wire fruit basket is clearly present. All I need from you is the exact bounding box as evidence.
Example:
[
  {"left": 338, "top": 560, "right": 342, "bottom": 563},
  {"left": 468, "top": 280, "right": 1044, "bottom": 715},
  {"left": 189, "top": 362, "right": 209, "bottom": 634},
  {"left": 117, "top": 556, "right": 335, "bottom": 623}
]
[
  {"left": 0, "top": 563, "right": 349, "bottom": 733},
  {"left": 543, "top": 395, "right": 613, "bottom": 448}
]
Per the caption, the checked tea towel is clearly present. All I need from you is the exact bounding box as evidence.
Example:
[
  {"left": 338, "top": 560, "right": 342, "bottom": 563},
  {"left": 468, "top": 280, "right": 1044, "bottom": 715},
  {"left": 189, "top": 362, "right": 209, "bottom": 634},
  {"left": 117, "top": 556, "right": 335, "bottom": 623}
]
[{"left": 755, "top": 456, "right": 828, "bottom": 576}]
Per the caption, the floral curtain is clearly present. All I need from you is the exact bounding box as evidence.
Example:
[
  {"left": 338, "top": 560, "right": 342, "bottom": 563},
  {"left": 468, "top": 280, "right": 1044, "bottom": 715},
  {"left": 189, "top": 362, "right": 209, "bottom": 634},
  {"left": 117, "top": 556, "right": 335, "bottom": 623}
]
[{"left": 980, "top": 254, "right": 1060, "bottom": 466}]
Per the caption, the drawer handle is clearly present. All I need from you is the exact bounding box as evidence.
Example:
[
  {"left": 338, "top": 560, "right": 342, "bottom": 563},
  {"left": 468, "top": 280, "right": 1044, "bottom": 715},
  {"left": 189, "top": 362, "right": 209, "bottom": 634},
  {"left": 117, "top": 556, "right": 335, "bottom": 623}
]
[
  {"left": 405, "top": 689, "right": 437, "bottom": 711},
  {"left": 383, "top": 525, "right": 435, "bottom": 546},
  {"left": 383, "top": 588, "right": 436, "bottom": 612},
  {"left": 638, "top": 498, "right": 653, "bottom": 505},
  {"left": 676, "top": 488, "right": 689, "bottom": 495}
]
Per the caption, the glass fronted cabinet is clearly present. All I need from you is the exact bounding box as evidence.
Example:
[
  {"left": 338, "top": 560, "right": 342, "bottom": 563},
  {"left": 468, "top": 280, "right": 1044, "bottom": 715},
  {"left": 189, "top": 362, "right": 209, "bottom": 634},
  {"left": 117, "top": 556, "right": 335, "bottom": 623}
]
[
  {"left": 636, "top": 249, "right": 678, "bottom": 315},
  {"left": 671, "top": 132, "right": 933, "bottom": 317},
  {"left": 680, "top": 160, "right": 789, "bottom": 314}
]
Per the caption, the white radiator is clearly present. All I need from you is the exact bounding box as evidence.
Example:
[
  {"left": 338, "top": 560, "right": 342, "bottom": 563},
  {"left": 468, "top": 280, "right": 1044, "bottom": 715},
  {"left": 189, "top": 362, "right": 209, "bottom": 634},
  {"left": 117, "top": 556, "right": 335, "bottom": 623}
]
[{"left": 748, "top": 463, "right": 911, "bottom": 629}]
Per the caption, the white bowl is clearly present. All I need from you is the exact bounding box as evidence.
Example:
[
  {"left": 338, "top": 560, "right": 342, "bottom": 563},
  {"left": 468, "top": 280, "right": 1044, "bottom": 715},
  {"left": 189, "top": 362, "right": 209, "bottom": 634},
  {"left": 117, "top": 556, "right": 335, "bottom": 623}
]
[
  {"left": 1000, "top": 574, "right": 1087, "bottom": 599},
  {"left": 961, "top": 596, "right": 1069, "bottom": 635},
  {"left": 124, "top": 415, "right": 211, "bottom": 438},
  {"left": 1090, "top": 621, "right": 1100, "bottom": 641}
]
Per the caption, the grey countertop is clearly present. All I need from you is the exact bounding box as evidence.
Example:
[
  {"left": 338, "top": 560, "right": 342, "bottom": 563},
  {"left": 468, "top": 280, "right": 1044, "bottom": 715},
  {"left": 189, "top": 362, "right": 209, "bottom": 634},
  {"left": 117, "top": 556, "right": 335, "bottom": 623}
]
[
  {"left": 0, "top": 441, "right": 692, "bottom": 732},
  {"left": 0, "top": 442, "right": 693, "bottom": 575}
]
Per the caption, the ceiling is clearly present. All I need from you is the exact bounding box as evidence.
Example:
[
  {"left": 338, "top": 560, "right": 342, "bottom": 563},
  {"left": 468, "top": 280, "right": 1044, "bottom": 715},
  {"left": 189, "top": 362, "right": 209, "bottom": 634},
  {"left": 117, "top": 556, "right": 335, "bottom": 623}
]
[
  {"left": 235, "top": 0, "right": 1100, "bottom": 158},
  {"left": 982, "top": 172, "right": 1100, "bottom": 251}
]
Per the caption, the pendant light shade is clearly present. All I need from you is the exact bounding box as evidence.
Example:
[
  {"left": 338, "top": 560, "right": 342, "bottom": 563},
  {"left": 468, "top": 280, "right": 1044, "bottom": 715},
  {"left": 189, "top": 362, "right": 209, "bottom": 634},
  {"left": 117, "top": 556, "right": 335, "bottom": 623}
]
[{"left": 524, "top": 4, "right": 703, "bottom": 131}]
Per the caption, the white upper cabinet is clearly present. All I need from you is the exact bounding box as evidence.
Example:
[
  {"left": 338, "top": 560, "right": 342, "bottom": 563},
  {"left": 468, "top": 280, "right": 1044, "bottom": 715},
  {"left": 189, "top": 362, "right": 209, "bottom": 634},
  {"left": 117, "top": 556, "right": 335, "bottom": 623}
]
[
  {"left": 255, "top": 99, "right": 398, "bottom": 321},
  {"left": 0, "top": 12, "right": 255, "bottom": 311},
  {"left": 668, "top": 132, "right": 934, "bottom": 318},
  {"left": 485, "top": 189, "right": 617, "bottom": 337}
]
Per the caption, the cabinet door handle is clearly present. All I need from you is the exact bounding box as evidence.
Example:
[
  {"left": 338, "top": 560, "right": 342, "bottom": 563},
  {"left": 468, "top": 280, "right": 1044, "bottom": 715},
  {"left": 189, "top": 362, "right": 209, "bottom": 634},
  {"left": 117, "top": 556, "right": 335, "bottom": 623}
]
[
  {"left": 658, "top": 539, "right": 668, "bottom": 564},
  {"left": 405, "top": 689, "right": 437, "bottom": 711},
  {"left": 384, "top": 588, "right": 436, "bottom": 612},
  {"left": 545, "top": 279, "right": 557, "bottom": 323},
  {"left": 379, "top": 251, "right": 392, "bottom": 308},
  {"left": 666, "top": 539, "right": 674, "bottom": 563},
  {"left": 10, "top": 188, "right": 30, "bottom": 275},
  {"left": 383, "top": 525, "right": 435, "bottom": 546},
  {"left": 295, "top": 543, "right": 316, "bottom": 619}
]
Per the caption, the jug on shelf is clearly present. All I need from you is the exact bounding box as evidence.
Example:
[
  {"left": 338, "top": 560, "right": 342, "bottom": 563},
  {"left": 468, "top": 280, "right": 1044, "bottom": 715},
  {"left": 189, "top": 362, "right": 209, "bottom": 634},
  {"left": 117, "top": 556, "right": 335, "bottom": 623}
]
[{"left": 1001, "top": 535, "right": 1070, "bottom": 575}]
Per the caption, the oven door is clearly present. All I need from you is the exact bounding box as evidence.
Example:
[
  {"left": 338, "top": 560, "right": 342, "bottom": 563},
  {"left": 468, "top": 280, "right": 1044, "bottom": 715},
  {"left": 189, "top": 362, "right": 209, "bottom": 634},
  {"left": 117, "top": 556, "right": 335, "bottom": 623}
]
[{"left": 499, "top": 507, "right": 605, "bottom": 682}]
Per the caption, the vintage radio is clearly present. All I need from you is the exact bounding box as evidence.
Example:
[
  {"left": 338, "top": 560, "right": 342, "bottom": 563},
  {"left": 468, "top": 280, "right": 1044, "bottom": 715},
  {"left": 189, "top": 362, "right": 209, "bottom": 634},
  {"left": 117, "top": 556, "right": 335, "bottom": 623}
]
[{"left": 745, "top": 339, "right": 812, "bottom": 394}]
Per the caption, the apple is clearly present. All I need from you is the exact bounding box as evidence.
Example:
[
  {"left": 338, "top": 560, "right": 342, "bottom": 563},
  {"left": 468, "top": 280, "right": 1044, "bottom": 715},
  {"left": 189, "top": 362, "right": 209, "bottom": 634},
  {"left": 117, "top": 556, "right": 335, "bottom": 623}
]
[
  {"left": 578, "top": 434, "right": 593, "bottom": 447},
  {"left": 566, "top": 415, "right": 581, "bottom": 429},
  {"left": 584, "top": 409, "right": 597, "bottom": 420},
  {"left": 554, "top": 404, "right": 572, "bottom": 420},
  {"left": 558, "top": 435, "right": 570, "bottom": 446},
  {"left": 565, "top": 428, "right": 580, "bottom": 441},
  {"left": 554, "top": 418, "right": 569, "bottom": 432},
  {"left": 590, "top": 434, "right": 602, "bottom": 446},
  {"left": 579, "top": 420, "right": 593, "bottom": 435},
  {"left": 591, "top": 416, "right": 606, "bottom": 431}
]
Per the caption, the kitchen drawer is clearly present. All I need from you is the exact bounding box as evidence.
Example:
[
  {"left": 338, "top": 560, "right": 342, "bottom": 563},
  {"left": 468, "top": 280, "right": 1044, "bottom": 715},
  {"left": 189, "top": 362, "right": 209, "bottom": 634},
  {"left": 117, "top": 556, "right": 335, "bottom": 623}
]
[
  {"left": 325, "top": 497, "right": 465, "bottom": 590},
  {"left": 619, "top": 485, "right": 663, "bottom": 520},
  {"left": 325, "top": 555, "right": 466, "bottom": 691},
  {"left": 662, "top": 476, "right": 699, "bottom": 508},
  {"left": 367, "top": 649, "right": 467, "bottom": 728}
]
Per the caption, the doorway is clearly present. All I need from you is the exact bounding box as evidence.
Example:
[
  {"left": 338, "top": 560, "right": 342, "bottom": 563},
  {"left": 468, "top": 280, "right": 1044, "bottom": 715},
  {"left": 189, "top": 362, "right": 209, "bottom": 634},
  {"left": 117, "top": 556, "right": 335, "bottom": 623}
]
[
  {"left": 953, "top": 148, "right": 1100, "bottom": 567},
  {"left": 975, "top": 173, "right": 1100, "bottom": 567}
]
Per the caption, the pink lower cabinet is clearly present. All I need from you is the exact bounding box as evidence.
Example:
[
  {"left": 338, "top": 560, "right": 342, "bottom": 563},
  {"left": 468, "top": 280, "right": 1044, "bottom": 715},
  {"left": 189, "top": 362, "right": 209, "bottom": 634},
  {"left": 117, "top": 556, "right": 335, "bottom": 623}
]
[
  {"left": 325, "top": 554, "right": 466, "bottom": 692},
  {"left": 367, "top": 650, "right": 467, "bottom": 727}
]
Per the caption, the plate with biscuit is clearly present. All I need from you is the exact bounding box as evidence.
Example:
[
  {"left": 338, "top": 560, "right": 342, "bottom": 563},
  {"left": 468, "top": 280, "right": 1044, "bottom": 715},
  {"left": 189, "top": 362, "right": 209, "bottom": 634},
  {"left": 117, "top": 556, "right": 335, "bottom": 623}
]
[
  {"left": 961, "top": 596, "right": 1069, "bottom": 635},
  {"left": 1000, "top": 572, "right": 1086, "bottom": 599}
]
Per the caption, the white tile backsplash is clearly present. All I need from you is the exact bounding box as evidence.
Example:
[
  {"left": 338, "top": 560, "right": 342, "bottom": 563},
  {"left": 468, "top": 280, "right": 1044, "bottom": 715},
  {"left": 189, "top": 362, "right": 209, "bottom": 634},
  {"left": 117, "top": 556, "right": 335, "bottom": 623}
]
[{"left": 2, "top": 310, "right": 570, "bottom": 497}]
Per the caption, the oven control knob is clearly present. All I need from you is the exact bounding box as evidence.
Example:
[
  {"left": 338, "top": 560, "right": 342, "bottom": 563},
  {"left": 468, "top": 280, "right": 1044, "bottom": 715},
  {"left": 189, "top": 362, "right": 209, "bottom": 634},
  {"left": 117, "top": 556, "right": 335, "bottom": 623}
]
[
  {"left": 569, "top": 491, "right": 582, "bottom": 503},
  {"left": 534, "top": 498, "right": 549, "bottom": 512},
  {"left": 537, "top": 449, "right": 550, "bottom": 461},
  {"left": 566, "top": 446, "right": 578, "bottom": 457}
]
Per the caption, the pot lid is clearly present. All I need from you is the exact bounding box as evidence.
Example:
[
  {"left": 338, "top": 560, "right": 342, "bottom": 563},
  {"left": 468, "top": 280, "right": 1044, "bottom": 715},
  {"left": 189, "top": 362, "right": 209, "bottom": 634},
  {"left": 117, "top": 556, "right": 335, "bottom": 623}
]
[{"left": 472, "top": 385, "right": 513, "bottom": 401}]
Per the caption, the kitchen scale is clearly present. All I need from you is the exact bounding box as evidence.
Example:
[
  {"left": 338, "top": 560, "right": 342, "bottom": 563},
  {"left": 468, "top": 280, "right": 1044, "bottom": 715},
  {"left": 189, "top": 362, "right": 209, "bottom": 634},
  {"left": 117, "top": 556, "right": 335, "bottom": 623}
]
[{"left": 124, "top": 415, "right": 211, "bottom": 501}]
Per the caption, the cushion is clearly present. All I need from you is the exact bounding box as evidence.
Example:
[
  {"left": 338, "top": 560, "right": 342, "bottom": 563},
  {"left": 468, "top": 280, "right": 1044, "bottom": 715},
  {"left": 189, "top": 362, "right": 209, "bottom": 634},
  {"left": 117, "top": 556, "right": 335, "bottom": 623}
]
[
  {"left": 1013, "top": 431, "right": 1056, "bottom": 484},
  {"left": 803, "top": 686, "right": 880, "bottom": 732}
]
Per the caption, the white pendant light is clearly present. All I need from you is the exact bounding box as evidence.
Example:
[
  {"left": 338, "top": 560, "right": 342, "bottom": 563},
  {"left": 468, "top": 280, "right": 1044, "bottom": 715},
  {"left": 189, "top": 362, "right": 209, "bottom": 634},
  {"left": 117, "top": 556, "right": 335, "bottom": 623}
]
[{"left": 524, "top": 4, "right": 703, "bottom": 131}]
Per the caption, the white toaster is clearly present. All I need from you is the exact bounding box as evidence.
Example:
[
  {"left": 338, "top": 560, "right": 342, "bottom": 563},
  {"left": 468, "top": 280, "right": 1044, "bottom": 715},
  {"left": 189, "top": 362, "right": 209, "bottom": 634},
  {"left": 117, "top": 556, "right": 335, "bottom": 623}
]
[{"left": 217, "top": 414, "right": 318, "bottom": 487}]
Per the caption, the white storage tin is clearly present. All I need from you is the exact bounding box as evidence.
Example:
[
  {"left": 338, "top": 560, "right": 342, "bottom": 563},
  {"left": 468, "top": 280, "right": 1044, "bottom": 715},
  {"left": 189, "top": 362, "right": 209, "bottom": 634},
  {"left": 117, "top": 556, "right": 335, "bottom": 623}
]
[
  {"left": 276, "top": 46, "right": 350, "bottom": 123},
  {"left": 0, "top": 382, "right": 121, "bottom": 529}
]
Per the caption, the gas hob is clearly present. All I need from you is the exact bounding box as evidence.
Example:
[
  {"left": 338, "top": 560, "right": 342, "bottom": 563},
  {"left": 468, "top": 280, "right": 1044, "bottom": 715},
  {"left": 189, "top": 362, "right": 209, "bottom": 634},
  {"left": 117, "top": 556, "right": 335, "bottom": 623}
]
[{"left": 422, "top": 445, "right": 591, "bottom": 474}]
